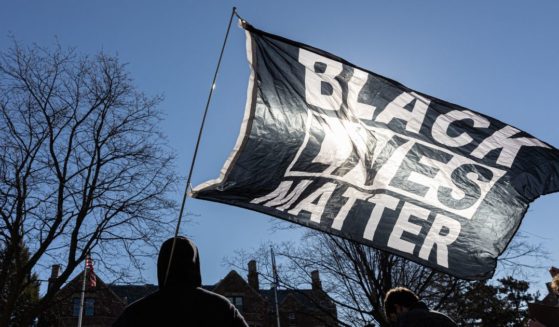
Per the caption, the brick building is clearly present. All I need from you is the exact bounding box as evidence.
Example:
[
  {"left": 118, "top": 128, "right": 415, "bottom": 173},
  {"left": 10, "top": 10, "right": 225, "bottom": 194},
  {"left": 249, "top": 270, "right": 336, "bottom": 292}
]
[
  {"left": 40, "top": 265, "right": 126, "bottom": 327},
  {"left": 210, "top": 260, "right": 338, "bottom": 327},
  {"left": 42, "top": 260, "right": 337, "bottom": 326}
]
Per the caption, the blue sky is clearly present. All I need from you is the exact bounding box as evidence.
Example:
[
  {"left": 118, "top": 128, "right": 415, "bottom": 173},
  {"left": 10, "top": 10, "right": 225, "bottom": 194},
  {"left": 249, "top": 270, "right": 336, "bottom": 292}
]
[{"left": 2, "top": 0, "right": 558, "bottom": 294}]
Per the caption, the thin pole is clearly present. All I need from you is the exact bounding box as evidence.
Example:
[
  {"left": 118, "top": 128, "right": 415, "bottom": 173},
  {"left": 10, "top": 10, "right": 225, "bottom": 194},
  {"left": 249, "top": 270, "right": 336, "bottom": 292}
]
[
  {"left": 77, "top": 258, "right": 88, "bottom": 327},
  {"left": 164, "top": 7, "right": 238, "bottom": 286},
  {"left": 271, "top": 247, "right": 281, "bottom": 327}
]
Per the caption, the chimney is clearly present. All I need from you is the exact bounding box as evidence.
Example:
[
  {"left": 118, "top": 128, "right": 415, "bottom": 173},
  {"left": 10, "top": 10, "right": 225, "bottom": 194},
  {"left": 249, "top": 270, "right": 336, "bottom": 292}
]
[
  {"left": 311, "top": 270, "right": 322, "bottom": 291},
  {"left": 48, "top": 264, "right": 60, "bottom": 291},
  {"left": 248, "top": 260, "right": 259, "bottom": 290}
]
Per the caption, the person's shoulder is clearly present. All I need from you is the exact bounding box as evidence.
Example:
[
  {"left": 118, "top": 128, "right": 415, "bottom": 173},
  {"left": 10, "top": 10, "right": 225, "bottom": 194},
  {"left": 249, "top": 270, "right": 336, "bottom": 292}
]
[
  {"left": 400, "top": 307, "right": 457, "bottom": 327},
  {"left": 126, "top": 290, "right": 161, "bottom": 309},
  {"left": 194, "top": 287, "right": 234, "bottom": 305},
  {"left": 193, "top": 288, "right": 249, "bottom": 326},
  {"left": 112, "top": 291, "right": 161, "bottom": 326},
  {"left": 427, "top": 310, "right": 457, "bottom": 326}
]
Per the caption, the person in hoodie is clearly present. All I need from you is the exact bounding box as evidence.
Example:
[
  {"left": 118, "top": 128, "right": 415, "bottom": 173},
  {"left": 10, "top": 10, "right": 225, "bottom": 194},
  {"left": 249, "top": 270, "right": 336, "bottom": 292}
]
[
  {"left": 384, "top": 287, "right": 457, "bottom": 327},
  {"left": 113, "top": 236, "right": 248, "bottom": 327}
]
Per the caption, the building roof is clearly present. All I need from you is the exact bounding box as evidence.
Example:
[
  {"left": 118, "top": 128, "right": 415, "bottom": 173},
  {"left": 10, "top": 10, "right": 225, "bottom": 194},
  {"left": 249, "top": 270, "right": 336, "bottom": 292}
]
[
  {"left": 205, "top": 271, "right": 335, "bottom": 312},
  {"left": 109, "top": 284, "right": 158, "bottom": 305},
  {"left": 259, "top": 288, "right": 335, "bottom": 311},
  {"left": 107, "top": 270, "right": 335, "bottom": 313}
]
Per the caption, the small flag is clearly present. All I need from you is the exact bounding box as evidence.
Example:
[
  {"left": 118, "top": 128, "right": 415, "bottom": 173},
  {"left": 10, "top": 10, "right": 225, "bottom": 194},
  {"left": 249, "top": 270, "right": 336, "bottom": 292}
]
[{"left": 85, "top": 255, "right": 96, "bottom": 288}]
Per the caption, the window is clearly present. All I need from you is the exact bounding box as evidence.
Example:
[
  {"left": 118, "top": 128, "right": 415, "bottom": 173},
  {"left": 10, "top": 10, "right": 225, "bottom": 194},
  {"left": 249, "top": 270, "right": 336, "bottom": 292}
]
[
  {"left": 71, "top": 297, "right": 95, "bottom": 317},
  {"left": 84, "top": 298, "right": 95, "bottom": 316},
  {"left": 288, "top": 312, "right": 296, "bottom": 326},
  {"left": 72, "top": 298, "right": 80, "bottom": 317},
  {"left": 227, "top": 296, "right": 244, "bottom": 312}
]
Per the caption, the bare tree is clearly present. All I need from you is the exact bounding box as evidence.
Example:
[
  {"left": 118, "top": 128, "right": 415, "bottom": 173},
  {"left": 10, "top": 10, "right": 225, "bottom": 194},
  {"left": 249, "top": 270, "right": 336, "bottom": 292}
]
[
  {"left": 0, "top": 40, "right": 177, "bottom": 326},
  {"left": 230, "top": 222, "right": 547, "bottom": 327},
  {"left": 230, "top": 230, "right": 468, "bottom": 327},
  {"left": 496, "top": 231, "right": 550, "bottom": 279}
]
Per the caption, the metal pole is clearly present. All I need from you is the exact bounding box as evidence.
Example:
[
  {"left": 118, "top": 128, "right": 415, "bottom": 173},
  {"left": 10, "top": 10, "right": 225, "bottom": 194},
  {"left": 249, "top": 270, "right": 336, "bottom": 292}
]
[
  {"left": 273, "top": 283, "right": 281, "bottom": 327},
  {"left": 164, "top": 7, "right": 238, "bottom": 287},
  {"left": 77, "top": 259, "right": 88, "bottom": 327},
  {"left": 271, "top": 247, "right": 281, "bottom": 327}
]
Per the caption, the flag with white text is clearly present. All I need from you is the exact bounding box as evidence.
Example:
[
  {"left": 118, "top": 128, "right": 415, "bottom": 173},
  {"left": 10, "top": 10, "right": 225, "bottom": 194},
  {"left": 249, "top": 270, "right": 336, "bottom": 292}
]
[{"left": 192, "top": 22, "right": 559, "bottom": 279}]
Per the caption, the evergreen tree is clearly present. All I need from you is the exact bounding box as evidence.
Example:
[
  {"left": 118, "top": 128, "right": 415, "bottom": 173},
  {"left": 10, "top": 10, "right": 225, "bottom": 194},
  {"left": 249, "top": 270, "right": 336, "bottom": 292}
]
[
  {"left": 449, "top": 276, "right": 536, "bottom": 326},
  {"left": 0, "top": 243, "right": 40, "bottom": 326}
]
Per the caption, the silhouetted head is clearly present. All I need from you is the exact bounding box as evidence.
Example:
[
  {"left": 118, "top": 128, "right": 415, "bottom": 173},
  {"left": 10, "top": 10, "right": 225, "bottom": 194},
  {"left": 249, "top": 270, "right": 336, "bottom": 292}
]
[
  {"left": 157, "top": 236, "right": 202, "bottom": 289},
  {"left": 384, "top": 287, "right": 419, "bottom": 321}
]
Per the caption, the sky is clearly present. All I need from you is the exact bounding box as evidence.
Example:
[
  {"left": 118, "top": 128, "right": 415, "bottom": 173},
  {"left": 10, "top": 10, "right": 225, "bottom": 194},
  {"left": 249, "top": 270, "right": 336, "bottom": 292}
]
[{"left": 1, "top": 0, "right": 558, "bottom": 295}]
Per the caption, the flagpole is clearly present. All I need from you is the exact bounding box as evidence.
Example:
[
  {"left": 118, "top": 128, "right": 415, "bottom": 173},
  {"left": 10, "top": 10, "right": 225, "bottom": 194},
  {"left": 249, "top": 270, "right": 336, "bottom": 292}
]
[
  {"left": 271, "top": 247, "right": 281, "bottom": 327},
  {"left": 77, "top": 257, "right": 88, "bottom": 327},
  {"left": 164, "top": 7, "right": 239, "bottom": 286}
]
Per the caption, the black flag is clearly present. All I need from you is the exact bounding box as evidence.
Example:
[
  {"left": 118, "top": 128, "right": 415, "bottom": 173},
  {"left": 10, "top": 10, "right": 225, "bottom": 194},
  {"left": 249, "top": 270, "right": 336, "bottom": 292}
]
[{"left": 192, "top": 22, "right": 559, "bottom": 279}]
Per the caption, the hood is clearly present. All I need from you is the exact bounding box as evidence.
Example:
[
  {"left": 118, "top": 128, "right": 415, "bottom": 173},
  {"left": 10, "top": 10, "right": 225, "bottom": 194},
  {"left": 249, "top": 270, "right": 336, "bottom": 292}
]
[{"left": 157, "top": 236, "right": 202, "bottom": 289}]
